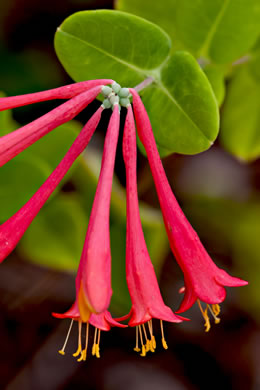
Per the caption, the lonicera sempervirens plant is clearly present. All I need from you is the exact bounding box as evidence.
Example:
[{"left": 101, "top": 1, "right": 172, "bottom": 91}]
[{"left": 0, "top": 78, "right": 247, "bottom": 360}]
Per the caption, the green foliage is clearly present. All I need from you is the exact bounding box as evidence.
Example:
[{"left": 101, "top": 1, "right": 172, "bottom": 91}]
[
  {"left": 0, "top": 154, "right": 51, "bottom": 221},
  {"left": 55, "top": 9, "right": 171, "bottom": 86},
  {"left": 220, "top": 66, "right": 260, "bottom": 161},
  {"left": 117, "top": 0, "right": 260, "bottom": 64},
  {"left": 141, "top": 51, "right": 219, "bottom": 153},
  {"left": 116, "top": 0, "right": 183, "bottom": 51},
  {"left": 55, "top": 10, "right": 219, "bottom": 155},
  {"left": 203, "top": 64, "right": 226, "bottom": 106},
  {"left": 19, "top": 194, "right": 88, "bottom": 271}
]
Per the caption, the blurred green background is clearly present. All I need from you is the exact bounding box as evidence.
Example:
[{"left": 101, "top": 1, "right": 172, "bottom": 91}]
[{"left": 0, "top": 1, "right": 260, "bottom": 389}]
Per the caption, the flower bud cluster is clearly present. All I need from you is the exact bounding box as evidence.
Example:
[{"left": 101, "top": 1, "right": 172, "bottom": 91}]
[{"left": 101, "top": 82, "right": 132, "bottom": 110}]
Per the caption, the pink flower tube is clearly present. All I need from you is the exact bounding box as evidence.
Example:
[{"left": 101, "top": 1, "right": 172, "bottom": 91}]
[
  {"left": 0, "top": 79, "right": 113, "bottom": 111},
  {"left": 0, "top": 84, "right": 104, "bottom": 167},
  {"left": 122, "top": 104, "right": 185, "bottom": 355},
  {"left": 130, "top": 89, "right": 247, "bottom": 324},
  {"left": 0, "top": 106, "right": 103, "bottom": 263},
  {"left": 75, "top": 105, "right": 120, "bottom": 321}
]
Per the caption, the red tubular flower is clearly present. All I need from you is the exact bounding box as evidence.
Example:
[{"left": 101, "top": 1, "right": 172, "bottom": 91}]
[
  {"left": 122, "top": 104, "right": 185, "bottom": 355},
  {"left": 0, "top": 79, "right": 113, "bottom": 111},
  {"left": 53, "top": 103, "right": 122, "bottom": 360},
  {"left": 75, "top": 104, "right": 120, "bottom": 321},
  {"left": 0, "top": 80, "right": 112, "bottom": 167},
  {"left": 130, "top": 89, "right": 248, "bottom": 331},
  {"left": 53, "top": 302, "right": 125, "bottom": 360},
  {"left": 0, "top": 106, "right": 103, "bottom": 263}
]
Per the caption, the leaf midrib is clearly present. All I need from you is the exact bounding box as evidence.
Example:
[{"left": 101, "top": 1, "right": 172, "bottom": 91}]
[
  {"left": 58, "top": 29, "right": 159, "bottom": 78},
  {"left": 58, "top": 29, "right": 214, "bottom": 143},
  {"left": 198, "top": 0, "right": 230, "bottom": 57}
]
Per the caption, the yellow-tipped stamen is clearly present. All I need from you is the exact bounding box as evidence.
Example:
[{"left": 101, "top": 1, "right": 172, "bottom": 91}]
[
  {"left": 160, "top": 320, "right": 168, "bottom": 350},
  {"left": 77, "top": 322, "right": 89, "bottom": 362},
  {"left": 148, "top": 320, "right": 156, "bottom": 351},
  {"left": 197, "top": 300, "right": 211, "bottom": 332},
  {"left": 142, "top": 323, "right": 150, "bottom": 352},
  {"left": 134, "top": 326, "right": 140, "bottom": 352},
  {"left": 58, "top": 319, "right": 74, "bottom": 356},
  {"left": 212, "top": 304, "right": 221, "bottom": 316},
  {"left": 92, "top": 327, "right": 97, "bottom": 356},
  {"left": 95, "top": 329, "right": 101, "bottom": 358},
  {"left": 138, "top": 325, "right": 146, "bottom": 357},
  {"left": 73, "top": 321, "right": 83, "bottom": 357},
  {"left": 208, "top": 305, "right": 221, "bottom": 324}
]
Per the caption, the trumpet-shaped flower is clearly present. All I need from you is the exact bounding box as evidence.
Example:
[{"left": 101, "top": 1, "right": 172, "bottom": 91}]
[
  {"left": 75, "top": 104, "right": 120, "bottom": 321},
  {"left": 130, "top": 89, "right": 248, "bottom": 331},
  {"left": 122, "top": 104, "right": 185, "bottom": 355}
]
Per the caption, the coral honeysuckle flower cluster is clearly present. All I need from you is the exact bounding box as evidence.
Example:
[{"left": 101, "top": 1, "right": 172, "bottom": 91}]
[{"left": 0, "top": 79, "right": 247, "bottom": 360}]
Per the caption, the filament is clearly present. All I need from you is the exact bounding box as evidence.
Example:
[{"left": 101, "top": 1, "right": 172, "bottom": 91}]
[
  {"left": 77, "top": 322, "right": 89, "bottom": 362},
  {"left": 197, "top": 300, "right": 211, "bottom": 332},
  {"left": 73, "top": 321, "right": 83, "bottom": 357},
  {"left": 58, "top": 319, "right": 74, "bottom": 355},
  {"left": 138, "top": 325, "right": 146, "bottom": 357},
  {"left": 160, "top": 320, "right": 168, "bottom": 350},
  {"left": 134, "top": 326, "right": 140, "bottom": 352}
]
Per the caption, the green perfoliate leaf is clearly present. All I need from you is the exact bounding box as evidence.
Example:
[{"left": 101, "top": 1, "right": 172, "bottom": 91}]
[
  {"left": 19, "top": 194, "right": 88, "bottom": 271},
  {"left": 116, "top": 0, "right": 184, "bottom": 52},
  {"left": 55, "top": 10, "right": 171, "bottom": 86},
  {"left": 141, "top": 51, "right": 219, "bottom": 153},
  {"left": 55, "top": 10, "right": 219, "bottom": 154},
  {"left": 203, "top": 64, "right": 226, "bottom": 106},
  {"left": 220, "top": 67, "right": 260, "bottom": 161},
  {"left": 174, "top": 0, "right": 260, "bottom": 64}
]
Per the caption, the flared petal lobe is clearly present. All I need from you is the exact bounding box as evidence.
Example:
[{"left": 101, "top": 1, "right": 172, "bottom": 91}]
[
  {"left": 123, "top": 105, "right": 183, "bottom": 326},
  {"left": 76, "top": 105, "right": 120, "bottom": 317},
  {"left": 130, "top": 89, "right": 247, "bottom": 313},
  {"left": 0, "top": 106, "right": 103, "bottom": 263},
  {"left": 0, "top": 85, "right": 102, "bottom": 167}
]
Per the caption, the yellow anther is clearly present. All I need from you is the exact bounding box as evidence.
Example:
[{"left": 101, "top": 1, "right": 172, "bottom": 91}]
[
  {"left": 92, "top": 343, "right": 96, "bottom": 356},
  {"left": 149, "top": 340, "right": 155, "bottom": 353},
  {"left": 140, "top": 344, "right": 146, "bottom": 357},
  {"left": 77, "top": 349, "right": 87, "bottom": 362},
  {"left": 212, "top": 304, "right": 221, "bottom": 316},
  {"left": 197, "top": 301, "right": 211, "bottom": 332},
  {"left": 95, "top": 344, "right": 100, "bottom": 359},
  {"left": 134, "top": 347, "right": 141, "bottom": 352},
  {"left": 145, "top": 341, "right": 150, "bottom": 352},
  {"left": 58, "top": 350, "right": 65, "bottom": 356},
  {"left": 162, "top": 338, "right": 168, "bottom": 350},
  {"left": 151, "top": 335, "right": 156, "bottom": 350},
  {"left": 204, "top": 315, "right": 211, "bottom": 332},
  {"left": 208, "top": 304, "right": 221, "bottom": 325},
  {"left": 73, "top": 345, "right": 82, "bottom": 357}
]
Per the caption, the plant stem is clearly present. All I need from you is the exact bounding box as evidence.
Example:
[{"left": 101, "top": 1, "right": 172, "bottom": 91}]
[{"left": 134, "top": 77, "right": 155, "bottom": 92}]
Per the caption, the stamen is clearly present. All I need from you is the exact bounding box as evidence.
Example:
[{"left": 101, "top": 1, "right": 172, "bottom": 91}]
[
  {"left": 160, "top": 320, "right": 168, "bottom": 350},
  {"left": 77, "top": 322, "right": 89, "bottom": 362},
  {"left": 212, "top": 304, "right": 221, "bottom": 316},
  {"left": 148, "top": 320, "right": 156, "bottom": 351},
  {"left": 58, "top": 319, "right": 74, "bottom": 355},
  {"left": 134, "top": 326, "right": 140, "bottom": 352},
  {"left": 138, "top": 325, "right": 146, "bottom": 357},
  {"left": 73, "top": 321, "right": 82, "bottom": 357},
  {"left": 95, "top": 329, "right": 101, "bottom": 358},
  {"left": 197, "top": 300, "right": 211, "bottom": 332},
  {"left": 142, "top": 323, "right": 150, "bottom": 352},
  {"left": 92, "top": 327, "right": 97, "bottom": 356},
  {"left": 208, "top": 305, "right": 221, "bottom": 324}
]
